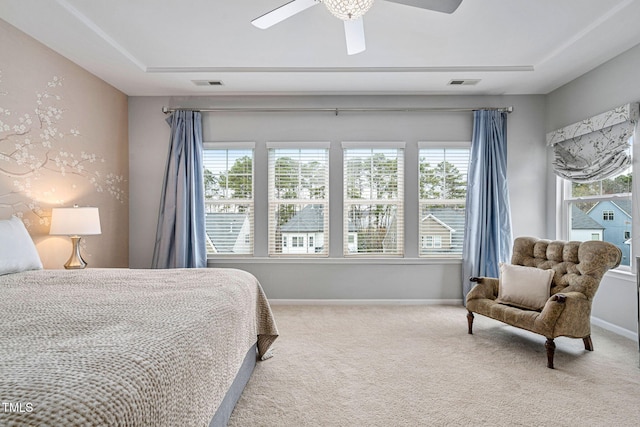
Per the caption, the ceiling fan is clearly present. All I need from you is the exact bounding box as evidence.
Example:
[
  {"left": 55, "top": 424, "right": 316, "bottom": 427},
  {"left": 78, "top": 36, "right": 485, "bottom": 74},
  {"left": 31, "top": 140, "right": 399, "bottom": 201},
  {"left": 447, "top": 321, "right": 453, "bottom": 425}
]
[{"left": 251, "top": 0, "right": 463, "bottom": 55}]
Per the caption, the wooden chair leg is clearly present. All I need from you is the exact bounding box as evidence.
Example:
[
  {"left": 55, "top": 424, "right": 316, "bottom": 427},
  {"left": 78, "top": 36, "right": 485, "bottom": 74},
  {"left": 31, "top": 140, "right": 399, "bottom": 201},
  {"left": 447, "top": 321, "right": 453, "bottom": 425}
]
[
  {"left": 583, "top": 336, "right": 594, "bottom": 351},
  {"left": 545, "top": 338, "right": 556, "bottom": 369},
  {"left": 467, "top": 311, "right": 474, "bottom": 335}
]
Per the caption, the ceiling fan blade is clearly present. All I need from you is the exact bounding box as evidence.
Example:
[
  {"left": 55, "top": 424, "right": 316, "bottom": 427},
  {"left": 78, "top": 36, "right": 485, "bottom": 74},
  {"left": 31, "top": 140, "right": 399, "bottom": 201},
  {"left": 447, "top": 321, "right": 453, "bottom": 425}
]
[
  {"left": 344, "top": 18, "right": 366, "bottom": 55},
  {"left": 251, "top": 0, "right": 320, "bottom": 29},
  {"left": 383, "top": 0, "right": 463, "bottom": 14}
]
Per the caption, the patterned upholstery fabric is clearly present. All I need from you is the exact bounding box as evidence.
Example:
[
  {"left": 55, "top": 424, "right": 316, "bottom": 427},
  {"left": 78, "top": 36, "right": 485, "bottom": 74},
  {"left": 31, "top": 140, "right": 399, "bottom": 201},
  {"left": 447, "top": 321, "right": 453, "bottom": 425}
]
[{"left": 466, "top": 236, "right": 621, "bottom": 340}]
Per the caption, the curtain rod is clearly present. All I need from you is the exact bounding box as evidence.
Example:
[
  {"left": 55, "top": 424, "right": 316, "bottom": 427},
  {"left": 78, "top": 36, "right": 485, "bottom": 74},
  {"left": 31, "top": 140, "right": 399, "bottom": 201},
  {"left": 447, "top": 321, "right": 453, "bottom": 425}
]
[{"left": 161, "top": 106, "right": 513, "bottom": 115}]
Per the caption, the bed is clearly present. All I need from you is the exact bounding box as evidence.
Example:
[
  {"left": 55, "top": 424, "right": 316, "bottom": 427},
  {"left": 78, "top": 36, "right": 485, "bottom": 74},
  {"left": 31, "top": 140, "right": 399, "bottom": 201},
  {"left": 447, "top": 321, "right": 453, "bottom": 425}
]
[{"left": 0, "top": 217, "right": 278, "bottom": 427}]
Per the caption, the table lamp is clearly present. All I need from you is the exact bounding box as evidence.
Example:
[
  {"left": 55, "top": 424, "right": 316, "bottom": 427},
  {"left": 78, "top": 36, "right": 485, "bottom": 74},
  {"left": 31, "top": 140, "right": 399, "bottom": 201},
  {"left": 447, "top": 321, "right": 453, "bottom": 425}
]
[{"left": 50, "top": 205, "right": 101, "bottom": 269}]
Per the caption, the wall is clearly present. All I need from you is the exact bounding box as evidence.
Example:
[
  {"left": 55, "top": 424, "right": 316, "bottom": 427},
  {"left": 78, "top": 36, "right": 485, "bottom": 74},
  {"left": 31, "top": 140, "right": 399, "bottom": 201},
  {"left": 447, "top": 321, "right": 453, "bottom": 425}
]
[
  {"left": 546, "top": 43, "right": 640, "bottom": 338},
  {"left": 0, "top": 20, "right": 128, "bottom": 268},
  {"left": 129, "top": 94, "right": 547, "bottom": 300}
]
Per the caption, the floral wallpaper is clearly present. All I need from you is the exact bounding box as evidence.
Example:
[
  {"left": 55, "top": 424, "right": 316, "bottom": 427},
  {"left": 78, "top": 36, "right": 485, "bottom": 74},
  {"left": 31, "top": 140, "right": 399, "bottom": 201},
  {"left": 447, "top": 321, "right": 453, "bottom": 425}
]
[
  {"left": 0, "top": 73, "right": 125, "bottom": 227},
  {"left": 1, "top": 19, "right": 129, "bottom": 268}
]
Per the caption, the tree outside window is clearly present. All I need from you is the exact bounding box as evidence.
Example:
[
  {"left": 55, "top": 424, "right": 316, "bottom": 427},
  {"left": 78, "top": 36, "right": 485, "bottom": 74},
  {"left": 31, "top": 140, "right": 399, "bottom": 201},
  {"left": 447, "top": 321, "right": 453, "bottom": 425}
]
[{"left": 418, "top": 147, "right": 469, "bottom": 258}]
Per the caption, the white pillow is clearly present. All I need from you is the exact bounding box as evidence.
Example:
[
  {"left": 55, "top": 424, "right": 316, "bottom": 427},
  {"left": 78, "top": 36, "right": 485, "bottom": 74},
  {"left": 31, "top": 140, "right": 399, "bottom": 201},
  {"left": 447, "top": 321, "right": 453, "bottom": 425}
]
[
  {"left": 496, "top": 263, "right": 553, "bottom": 311},
  {"left": 0, "top": 216, "right": 43, "bottom": 276}
]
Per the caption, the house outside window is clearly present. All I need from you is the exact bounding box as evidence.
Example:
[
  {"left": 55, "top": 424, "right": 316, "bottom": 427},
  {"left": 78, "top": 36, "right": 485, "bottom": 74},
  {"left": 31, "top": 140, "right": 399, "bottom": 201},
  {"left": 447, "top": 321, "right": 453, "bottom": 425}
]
[
  {"left": 203, "top": 143, "right": 254, "bottom": 256},
  {"left": 268, "top": 143, "right": 330, "bottom": 256},
  {"left": 565, "top": 166, "right": 632, "bottom": 267},
  {"left": 343, "top": 142, "right": 405, "bottom": 256},
  {"left": 418, "top": 145, "right": 470, "bottom": 258}
]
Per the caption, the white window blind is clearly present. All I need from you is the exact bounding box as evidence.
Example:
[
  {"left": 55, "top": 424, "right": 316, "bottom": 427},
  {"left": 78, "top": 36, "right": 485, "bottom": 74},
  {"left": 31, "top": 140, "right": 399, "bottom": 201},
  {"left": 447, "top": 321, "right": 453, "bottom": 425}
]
[
  {"left": 203, "top": 143, "right": 254, "bottom": 255},
  {"left": 418, "top": 146, "right": 469, "bottom": 258},
  {"left": 268, "top": 143, "right": 330, "bottom": 256},
  {"left": 343, "top": 143, "right": 404, "bottom": 256}
]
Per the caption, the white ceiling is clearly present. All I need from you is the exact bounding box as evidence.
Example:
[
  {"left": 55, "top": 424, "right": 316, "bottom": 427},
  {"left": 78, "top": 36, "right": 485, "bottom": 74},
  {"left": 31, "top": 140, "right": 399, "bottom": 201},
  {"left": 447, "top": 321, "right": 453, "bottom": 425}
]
[{"left": 2, "top": 0, "right": 640, "bottom": 96}]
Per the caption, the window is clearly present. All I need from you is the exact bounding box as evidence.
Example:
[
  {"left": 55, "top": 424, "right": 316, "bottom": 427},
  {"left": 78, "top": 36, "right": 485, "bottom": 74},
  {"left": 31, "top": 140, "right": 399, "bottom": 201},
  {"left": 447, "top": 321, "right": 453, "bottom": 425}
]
[
  {"left": 552, "top": 105, "right": 636, "bottom": 269},
  {"left": 343, "top": 142, "right": 404, "bottom": 256},
  {"left": 565, "top": 165, "right": 632, "bottom": 267},
  {"left": 421, "top": 235, "right": 444, "bottom": 248},
  {"left": 418, "top": 146, "right": 469, "bottom": 258},
  {"left": 268, "top": 143, "right": 330, "bottom": 256},
  {"left": 203, "top": 143, "right": 254, "bottom": 255}
]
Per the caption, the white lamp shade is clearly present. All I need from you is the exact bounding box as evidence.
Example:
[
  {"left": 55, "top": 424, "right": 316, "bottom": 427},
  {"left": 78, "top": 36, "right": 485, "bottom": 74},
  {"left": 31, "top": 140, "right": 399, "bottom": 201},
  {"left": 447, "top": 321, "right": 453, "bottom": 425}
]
[{"left": 50, "top": 207, "right": 102, "bottom": 236}]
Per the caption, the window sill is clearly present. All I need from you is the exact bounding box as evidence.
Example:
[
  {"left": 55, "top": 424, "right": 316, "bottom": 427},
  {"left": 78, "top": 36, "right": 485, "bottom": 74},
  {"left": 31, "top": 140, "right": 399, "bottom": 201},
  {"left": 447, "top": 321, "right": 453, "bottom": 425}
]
[
  {"left": 207, "top": 257, "right": 462, "bottom": 266},
  {"left": 605, "top": 267, "right": 635, "bottom": 282}
]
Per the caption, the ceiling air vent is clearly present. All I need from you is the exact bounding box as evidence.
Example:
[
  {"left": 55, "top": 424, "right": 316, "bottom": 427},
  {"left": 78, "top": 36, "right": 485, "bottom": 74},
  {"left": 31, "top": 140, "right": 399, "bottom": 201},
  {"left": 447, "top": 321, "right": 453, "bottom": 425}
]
[
  {"left": 447, "top": 79, "right": 481, "bottom": 86},
  {"left": 192, "top": 80, "right": 224, "bottom": 86}
]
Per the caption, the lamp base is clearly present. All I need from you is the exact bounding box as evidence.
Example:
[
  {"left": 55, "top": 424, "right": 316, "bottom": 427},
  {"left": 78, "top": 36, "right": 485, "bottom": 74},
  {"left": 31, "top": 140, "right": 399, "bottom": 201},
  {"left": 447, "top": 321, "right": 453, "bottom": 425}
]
[{"left": 64, "top": 235, "right": 87, "bottom": 269}]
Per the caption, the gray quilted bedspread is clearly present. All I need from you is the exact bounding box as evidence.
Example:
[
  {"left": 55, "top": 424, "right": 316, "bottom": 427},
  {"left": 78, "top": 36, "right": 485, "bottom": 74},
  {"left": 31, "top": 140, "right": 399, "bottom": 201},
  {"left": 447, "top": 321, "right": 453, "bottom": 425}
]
[{"left": 0, "top": 268, "right": 278, "bottom": 427}]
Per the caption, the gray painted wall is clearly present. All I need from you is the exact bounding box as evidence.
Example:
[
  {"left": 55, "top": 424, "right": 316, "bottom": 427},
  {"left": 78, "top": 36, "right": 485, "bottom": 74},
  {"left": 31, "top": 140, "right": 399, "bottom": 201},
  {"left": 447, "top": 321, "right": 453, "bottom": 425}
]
[
  {"left": 546, "top": 43, "right": 640, "bottom": 132},
  {"left": 546, "top": 43, "right": 640, "bottom": 337},
  {"left": 129, "top": 94, "right": 547, "bottom": 301},
  {"left": 128, "top": 45, "right": 640, "bottom": 337}
]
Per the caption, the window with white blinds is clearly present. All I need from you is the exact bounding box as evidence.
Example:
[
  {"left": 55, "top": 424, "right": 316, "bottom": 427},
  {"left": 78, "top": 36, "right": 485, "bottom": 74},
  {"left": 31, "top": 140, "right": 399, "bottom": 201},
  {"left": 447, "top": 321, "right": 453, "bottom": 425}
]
[
  {"left": 268, "top": 143, "right": 330, "bottom": 256},
  {"left": 418, "top": 145, "right": 469, "bottom": 258},
  {"left": 343, "top": 143, "right": 405, "bottom": 256},
  {"left": 203, "top": 143, "right": 254, "bottom": 256}
]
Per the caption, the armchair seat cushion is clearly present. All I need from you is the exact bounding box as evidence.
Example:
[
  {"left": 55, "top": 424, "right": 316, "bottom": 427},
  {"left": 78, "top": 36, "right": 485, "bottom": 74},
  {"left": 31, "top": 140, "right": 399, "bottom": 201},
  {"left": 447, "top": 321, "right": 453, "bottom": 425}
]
[{"left": 467, "top": 296, "right": 544, "bottom": 335}]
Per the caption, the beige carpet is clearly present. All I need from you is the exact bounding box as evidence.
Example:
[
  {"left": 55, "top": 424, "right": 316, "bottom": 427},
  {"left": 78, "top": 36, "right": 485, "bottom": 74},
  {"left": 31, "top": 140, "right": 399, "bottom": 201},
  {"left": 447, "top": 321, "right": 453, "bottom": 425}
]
[{"left": 228, "top": 305, "right": 640, "bottom": 426}]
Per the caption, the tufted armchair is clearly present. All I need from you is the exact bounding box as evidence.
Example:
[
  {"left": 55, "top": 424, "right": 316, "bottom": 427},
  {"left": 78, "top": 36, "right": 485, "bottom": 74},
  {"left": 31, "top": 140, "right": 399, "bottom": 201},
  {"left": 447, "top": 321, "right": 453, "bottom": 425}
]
[{"left": 466, "top": 236, "right": 621, "bottom": 368}]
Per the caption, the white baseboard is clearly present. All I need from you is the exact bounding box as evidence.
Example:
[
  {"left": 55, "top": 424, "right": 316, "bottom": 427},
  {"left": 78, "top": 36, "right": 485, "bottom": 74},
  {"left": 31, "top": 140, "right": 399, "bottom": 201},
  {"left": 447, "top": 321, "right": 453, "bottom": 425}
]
[
  {"left": 591, "top": 316, "right": 638, "bottom": 342},
  {"left": 269, "top": 299, "right": 464, "bottom": 306}
]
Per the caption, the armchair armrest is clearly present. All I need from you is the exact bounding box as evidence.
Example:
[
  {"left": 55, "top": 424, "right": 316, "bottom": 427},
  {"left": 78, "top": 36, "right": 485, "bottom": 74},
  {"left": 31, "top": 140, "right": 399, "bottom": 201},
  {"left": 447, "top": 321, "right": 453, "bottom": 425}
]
[
  {"left": 535, "top": 291, "right": 590, "bottom": 337},
  {"left": 466, "top": 276, "right": 499, "bottom": 302}
]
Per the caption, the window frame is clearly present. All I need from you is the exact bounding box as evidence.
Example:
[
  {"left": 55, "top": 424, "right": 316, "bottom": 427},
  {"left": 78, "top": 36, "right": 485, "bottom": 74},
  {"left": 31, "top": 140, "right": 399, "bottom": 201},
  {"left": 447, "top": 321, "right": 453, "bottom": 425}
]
[
  {"left": 203, "top": 142, "right": 255, "bottom": 257},
  {"left": 342, "top": 141, "right": 405, "bottom": 257},
  {"left": 559, "top": 177, "right": 632, "bottom": 271},
  {"left": 417, "top": 142, "right": 470, "bottom": 259},
  {"left": 204, "top": 140, "right": 471, "bottom": 263},
  {"left": 267, "top": 142, "right": 331, "bottom": 258},
  {"left": 556, "top": 129, "right": 636, "bottom": 273}
]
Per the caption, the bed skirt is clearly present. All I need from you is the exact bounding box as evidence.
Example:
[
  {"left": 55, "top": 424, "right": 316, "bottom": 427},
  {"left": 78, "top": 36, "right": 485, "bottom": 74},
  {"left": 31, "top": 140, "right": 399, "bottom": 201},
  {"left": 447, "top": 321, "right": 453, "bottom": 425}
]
[{"left": 210, "top": 343, "right": 257, "bottom": 427}]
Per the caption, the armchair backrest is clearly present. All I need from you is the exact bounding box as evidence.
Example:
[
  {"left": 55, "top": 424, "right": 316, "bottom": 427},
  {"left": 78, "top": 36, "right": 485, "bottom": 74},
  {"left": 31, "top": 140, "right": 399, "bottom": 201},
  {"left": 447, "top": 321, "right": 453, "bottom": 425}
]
[{"left": 510, "top": 237, "right": 622, "bottom": 300}]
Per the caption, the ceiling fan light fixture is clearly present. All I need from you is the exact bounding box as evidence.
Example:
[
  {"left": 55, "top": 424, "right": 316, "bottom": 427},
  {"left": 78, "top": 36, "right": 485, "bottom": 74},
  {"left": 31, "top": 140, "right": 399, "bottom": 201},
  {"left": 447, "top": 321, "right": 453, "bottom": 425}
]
[{"left": 323, "top": 0, "right": 375, "bottom": 21}]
